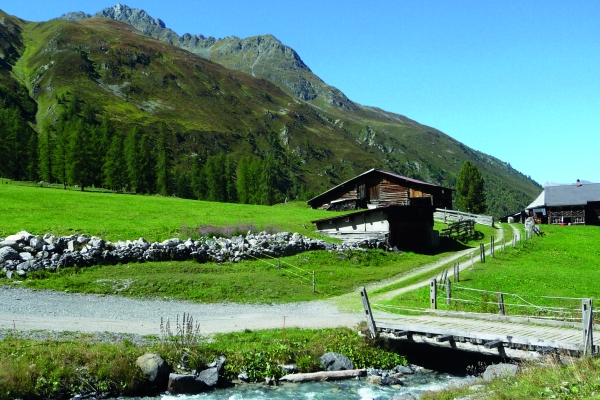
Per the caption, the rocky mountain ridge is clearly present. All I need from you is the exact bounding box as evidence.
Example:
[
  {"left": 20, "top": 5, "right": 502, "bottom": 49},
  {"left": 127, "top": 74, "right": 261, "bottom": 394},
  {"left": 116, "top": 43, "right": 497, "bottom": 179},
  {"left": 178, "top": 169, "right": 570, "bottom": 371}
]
[
  {"left": 58, "top": 3, "right": 358, "bottom": 110},
  {"left": 0, "top": 6, "right": 542, "bottom": 217}
]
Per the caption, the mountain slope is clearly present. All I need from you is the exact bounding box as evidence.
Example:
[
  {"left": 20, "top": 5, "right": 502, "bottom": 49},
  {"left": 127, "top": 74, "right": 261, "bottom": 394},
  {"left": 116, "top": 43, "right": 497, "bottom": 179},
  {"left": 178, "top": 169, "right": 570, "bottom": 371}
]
[{"left": 2, "top": 6, "right": 541, "bottom": 216}]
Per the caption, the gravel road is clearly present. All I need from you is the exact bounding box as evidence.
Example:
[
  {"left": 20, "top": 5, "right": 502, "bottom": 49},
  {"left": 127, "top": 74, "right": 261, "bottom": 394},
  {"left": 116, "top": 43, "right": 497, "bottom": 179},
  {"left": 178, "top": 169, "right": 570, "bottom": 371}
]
[{"left": 0, "top": 286, "right": 363, "bottom": 337}]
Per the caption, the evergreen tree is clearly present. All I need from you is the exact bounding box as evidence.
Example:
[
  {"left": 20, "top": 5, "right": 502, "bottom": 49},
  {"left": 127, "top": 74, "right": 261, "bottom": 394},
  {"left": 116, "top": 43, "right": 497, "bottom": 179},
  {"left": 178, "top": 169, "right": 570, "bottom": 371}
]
[
  {"left": 67, "top": 118, "right": 93, "bottom": 190},
  {"left": 191, "top": 154, "right": 207, "bottom": 200},
  {"left": 124, "top": 126, "right": 142, "bottom": 192},
  {"left": 204, "top": 152, "right": 227, "bottom": 202},
  {"left": 156, "top": 124, "right": 173, "bottom": 196},
  {"left": 456, "top": 161, "right": 487, "bottom": 214},
  {"left": 175, "top": 172, "right": 194, "bottom": 199},
  {"left": 53, "top": 120, "right": 70, "bottom": 189},
  {"left": 138, "top": 134, "right": 156, "bottom": 194},
  {"left": 103, "top": 131, "right": 128, "bottom": 191},
  {"left": 26, "top": 129, "right": 38, "bottom": 181},
  {"left": 225, "top": 154, "right": 238, "bottom": 203},
  {"left": 260, "top": 153, "right": 278, "bottom": 205},
  {"left": 0, "top": 107, "right": 29, "bottom": 180},
  {"left": 38, "top": 120, "right": 55, "bottom": 182},
  {"left": 236, "top": 156, "right": 252, "bottom": 204}
]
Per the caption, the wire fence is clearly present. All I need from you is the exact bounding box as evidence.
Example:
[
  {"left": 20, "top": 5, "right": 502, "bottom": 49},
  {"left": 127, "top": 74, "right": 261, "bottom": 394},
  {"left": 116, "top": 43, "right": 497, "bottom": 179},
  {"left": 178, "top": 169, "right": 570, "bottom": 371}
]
[
  {"left": 240, "top": 248, "right": 339, "bottom": 297},
  {"left": 430, "top": 278, "right": 600, "bottom": 323}
]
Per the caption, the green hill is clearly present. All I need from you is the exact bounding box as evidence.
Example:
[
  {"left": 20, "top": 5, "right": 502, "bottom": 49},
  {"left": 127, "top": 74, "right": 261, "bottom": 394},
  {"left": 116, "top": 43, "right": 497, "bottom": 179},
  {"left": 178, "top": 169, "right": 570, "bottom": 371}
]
[{"left": 0, "top": 6, "right": 541, "bottom": 217}]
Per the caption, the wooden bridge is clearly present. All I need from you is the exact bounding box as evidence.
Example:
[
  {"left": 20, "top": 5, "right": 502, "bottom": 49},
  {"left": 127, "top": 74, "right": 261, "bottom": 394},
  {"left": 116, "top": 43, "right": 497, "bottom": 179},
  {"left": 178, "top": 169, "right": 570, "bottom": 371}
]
[{"left": 360, "top": 288, "right": 597, "bottom": 359}]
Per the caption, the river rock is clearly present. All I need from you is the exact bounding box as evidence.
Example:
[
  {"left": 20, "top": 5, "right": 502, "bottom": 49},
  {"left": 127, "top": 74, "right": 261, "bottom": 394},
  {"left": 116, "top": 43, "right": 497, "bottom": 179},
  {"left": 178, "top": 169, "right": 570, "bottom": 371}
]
[
  {"left": 197, "top": 367, "right": 219, "bottom": 387},
  {"left": 482, "top": 363, "right": 518, "bottom": 381},
  {"left": 136, "top": 353, "right": 170, "bottom": 384},
  {"left": 366, "top": 375, "right": 382, "bottom": 385},
  {"left": 390, "top": 394, "right": 417, "bottom": 400},
  {"left": 395, "top": 365, "right": 414, "bottom": 374},
  {"left": 319, "top": 352, "right": 354, "bottom": 371},
  {"left": 167, "top": 373, "right": 208, "bottom": 394}
]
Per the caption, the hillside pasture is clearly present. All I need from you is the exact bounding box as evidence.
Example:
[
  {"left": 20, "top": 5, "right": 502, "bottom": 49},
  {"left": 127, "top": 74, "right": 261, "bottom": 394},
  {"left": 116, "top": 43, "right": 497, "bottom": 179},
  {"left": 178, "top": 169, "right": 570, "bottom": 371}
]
[
  {"left": 0, "top": 184, "right": 499, "bottom": 303},
  {"left": 0, "top": 183, "right": 333, "bottom": 241},
  {"left": 380, "top": 225, "right": 600, "bottom": 320}
]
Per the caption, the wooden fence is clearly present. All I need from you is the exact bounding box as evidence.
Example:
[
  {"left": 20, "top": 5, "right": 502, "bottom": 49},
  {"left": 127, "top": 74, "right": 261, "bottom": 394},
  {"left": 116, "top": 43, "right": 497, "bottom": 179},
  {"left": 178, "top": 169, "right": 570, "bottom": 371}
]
[{"left": 434, "top": 208, "right": 495, "bottom": 227}]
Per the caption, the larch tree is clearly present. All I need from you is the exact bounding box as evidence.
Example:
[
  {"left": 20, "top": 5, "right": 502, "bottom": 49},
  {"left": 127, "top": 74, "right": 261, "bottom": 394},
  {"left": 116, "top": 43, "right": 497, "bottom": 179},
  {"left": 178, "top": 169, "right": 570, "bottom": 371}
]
[{"left": 456, "top": 161, "right": 486, "bottom": 214}]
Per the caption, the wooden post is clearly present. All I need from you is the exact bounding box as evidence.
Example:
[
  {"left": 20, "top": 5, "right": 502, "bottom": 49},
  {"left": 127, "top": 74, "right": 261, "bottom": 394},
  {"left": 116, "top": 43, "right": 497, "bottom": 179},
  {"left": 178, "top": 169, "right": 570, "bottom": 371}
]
[
  {"left": 454, "top": 262, "right": 460, "bottom": 283},
  {"left": 360, "top": 287, "right": 377, "bottom": 338},
  {"left": 490, "top": 236, "right": 495, "bottom": 258},
  {"left": 480, "top": 243, "right": 486, "bottom": 263},
  {"left": 498, "top": 292, "right": 505, "bottom": 316},
  {"left": 446, "top": 279, "right": 451, "bottom": 306},
  {"left": 312, "top": 271, "right": 316, "bottom": 293},
  {"left": 582, "top": 298, "right": 593, "bottom": 356},
  {"left": 430, "top": 279, "right": 437, "bottom": 310}
]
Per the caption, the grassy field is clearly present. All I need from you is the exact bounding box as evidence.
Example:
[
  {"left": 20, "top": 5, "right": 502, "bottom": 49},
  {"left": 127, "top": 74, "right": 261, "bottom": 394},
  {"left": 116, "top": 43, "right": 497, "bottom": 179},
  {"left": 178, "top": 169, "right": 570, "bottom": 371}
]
[
  {"left": 0, "top": 183, "right": 336, "bottom": 241},
  {"left": 0, "top": 183, "right": 499, "bottom": 303},
  {"left": 379, "top": 224, "right": 600, "bottom": 319}
]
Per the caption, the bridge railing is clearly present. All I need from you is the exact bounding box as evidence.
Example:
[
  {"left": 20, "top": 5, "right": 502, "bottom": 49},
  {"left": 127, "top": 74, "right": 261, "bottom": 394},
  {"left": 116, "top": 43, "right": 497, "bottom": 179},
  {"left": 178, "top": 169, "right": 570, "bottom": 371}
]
[{"left": 434, "top": 208, "right": 495, "bottom": 227}]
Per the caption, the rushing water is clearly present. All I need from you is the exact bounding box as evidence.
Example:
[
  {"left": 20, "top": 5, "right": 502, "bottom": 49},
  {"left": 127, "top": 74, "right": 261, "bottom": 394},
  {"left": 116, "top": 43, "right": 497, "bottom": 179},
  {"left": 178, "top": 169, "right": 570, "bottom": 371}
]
[{"left": 126, "top": 370, "right": 476, "bottom": 400}]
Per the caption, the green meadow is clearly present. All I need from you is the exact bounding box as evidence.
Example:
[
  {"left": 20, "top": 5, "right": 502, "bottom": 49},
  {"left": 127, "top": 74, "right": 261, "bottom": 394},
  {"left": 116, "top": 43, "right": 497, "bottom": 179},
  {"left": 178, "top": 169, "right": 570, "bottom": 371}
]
[
  {"left": 1, "top": 183, "right": 496, "bottom": 303},
  {"left": 379, "top": 224, "right": 600, "bottom": 319},
  {"left": 0, "top": 183, "right": 333, "bottom": 241}
]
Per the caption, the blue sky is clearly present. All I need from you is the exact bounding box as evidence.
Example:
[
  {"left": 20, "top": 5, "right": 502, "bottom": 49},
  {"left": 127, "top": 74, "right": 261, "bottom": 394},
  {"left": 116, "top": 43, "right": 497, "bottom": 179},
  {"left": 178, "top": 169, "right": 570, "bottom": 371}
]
[{"left": 3, "top": 1, "right": 599, "bottom": 186}]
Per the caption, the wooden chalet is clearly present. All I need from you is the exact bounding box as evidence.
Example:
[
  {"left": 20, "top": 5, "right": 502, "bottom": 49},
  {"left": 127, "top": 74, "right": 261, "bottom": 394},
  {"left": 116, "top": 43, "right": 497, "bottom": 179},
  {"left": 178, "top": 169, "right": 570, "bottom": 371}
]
[
  {"left": 526, "top": 183, "right": 600, "bottom": 225},
  {"left": 307, "top": 169, "right": 453, "bottom": 211},
  {"left": 311, "top": 205, "right": 438, "bottom": 249}
]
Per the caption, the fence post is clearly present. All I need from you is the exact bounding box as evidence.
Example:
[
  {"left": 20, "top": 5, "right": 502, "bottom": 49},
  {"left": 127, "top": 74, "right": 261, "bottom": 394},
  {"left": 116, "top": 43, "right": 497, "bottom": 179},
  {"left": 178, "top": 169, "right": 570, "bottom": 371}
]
[
  {"left": 360, "top": 287, "right": 377, "bottom": 338},
  {"left": 498, "top": 292, "right": 505, "bottom": 316},
  {"left": 446, "top": 280, "right": 451, "bottom": 305},
  {"left": 430, "top": 279, "right": 437, "bottom": 310},
  {"left": 582, "top": 298, "right": 593, "bottom": 356},
  {"left": 312, "top": 271, "right": 316, "bottom": 293},
  {"left": 454, "top": 262, "right": 460, "bottom": 282},
  {"left": 490, "top": 236, "right": 495, "bottom": 258},
  {"left": 480, "top": 243, "right": 486, "bottom": 263}
]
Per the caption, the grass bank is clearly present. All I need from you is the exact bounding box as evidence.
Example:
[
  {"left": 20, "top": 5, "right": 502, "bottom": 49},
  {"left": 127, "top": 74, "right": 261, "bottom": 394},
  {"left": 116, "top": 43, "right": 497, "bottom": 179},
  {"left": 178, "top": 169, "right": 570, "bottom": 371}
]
[
  {"left": 5, "top": 248, "right": 453, "bottom": 303},
  {"left": 0, "top": 183, "right": 335, "bottom": 241},
  {"left": 379, "top": 225, "right": 600, "bottom": 317},
  {"left": 424, "top": 356, "right": 600, "bottom": 399},
  {"left": 0, "top": 325, "right": 404, "bottom": 400}
]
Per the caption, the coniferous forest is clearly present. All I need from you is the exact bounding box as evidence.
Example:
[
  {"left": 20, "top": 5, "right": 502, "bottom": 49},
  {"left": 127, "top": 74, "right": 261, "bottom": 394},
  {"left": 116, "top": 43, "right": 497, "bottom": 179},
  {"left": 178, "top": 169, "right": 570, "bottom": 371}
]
[{"left": 0, "top": 94, "right": 312, "bottom": 205}]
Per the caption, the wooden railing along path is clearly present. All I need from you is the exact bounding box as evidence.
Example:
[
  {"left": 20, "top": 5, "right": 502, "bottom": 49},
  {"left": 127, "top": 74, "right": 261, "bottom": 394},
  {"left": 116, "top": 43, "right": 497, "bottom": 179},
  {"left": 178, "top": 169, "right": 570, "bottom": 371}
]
[
  {"left": 434, "top": 208, "right": 495, "bottom": 227},
  {"left": 360, "top": 287, "right": 597, "bottom": 358}
]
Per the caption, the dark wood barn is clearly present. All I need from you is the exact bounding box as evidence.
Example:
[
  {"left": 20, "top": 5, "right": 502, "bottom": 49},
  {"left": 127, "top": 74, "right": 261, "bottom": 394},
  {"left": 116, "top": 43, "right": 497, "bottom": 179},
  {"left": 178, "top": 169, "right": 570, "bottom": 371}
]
[
  {"left": 526, "top": 183, "right": 600, "bottom": 225},
  {"left": 307, "top": 169, "right": 453, "bottom": 211},
  {"left": 311, "top": 205, "right": 438, "bottom": 249}
]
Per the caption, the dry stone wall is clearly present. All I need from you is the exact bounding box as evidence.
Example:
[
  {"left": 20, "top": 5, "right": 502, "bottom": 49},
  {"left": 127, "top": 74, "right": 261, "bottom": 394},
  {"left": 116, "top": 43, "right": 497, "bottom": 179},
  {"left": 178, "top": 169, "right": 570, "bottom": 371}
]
[{"left": 0, "top": 230, "right": 387, "bottom": 278}]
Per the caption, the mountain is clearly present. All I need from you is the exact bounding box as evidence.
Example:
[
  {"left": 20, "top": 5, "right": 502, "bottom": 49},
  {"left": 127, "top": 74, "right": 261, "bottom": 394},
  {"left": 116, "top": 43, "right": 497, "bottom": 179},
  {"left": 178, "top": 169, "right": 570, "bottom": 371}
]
[{"left": 0, "top": 6, "right": 541, "bottom": 217}]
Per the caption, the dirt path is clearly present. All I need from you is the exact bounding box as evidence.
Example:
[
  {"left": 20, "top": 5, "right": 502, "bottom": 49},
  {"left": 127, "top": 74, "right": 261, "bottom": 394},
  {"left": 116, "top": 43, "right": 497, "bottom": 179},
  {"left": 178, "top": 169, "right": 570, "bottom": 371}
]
[
  {"left": 369, "top": 223, "right": 507, "bottom": 302},
  {"left": 0, "top": 224, "right": 515, "bottom": 336}
]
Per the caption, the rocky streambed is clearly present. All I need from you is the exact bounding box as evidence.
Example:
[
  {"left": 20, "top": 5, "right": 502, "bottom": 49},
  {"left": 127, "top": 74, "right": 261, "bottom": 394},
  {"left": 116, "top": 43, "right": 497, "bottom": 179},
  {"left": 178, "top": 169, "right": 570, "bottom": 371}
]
[{"left": 0, "top": 230, "right": 388, "bottom": 278}]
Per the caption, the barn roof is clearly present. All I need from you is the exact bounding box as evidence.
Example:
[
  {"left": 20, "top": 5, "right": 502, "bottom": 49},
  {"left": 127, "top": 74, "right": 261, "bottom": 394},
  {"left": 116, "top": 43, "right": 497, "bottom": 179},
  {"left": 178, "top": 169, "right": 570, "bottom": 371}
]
[
  {"left": 306, "top": 168, "right": 452, "bottom": 206},
  {"left": 526, "top": 183, "right": 600, "bottom": 209}
]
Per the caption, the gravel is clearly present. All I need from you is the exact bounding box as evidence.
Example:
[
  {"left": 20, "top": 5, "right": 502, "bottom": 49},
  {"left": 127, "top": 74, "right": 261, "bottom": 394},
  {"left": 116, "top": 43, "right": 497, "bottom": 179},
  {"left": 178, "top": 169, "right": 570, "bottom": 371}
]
[{"left": 0, "top": 286, "right": 363, "bottom": 339}]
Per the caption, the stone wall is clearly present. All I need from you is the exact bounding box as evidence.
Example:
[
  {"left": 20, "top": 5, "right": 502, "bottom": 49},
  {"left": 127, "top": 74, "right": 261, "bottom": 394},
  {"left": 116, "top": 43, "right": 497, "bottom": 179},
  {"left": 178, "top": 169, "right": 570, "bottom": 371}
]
[{"left": 0, "top": 230, "right": 388, "bottom": 278}]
